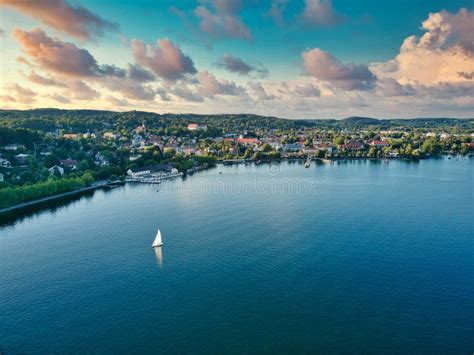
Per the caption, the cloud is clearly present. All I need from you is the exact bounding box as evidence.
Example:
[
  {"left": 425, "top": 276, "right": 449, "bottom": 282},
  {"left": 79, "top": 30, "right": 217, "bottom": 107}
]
[
  {"left": 47, "top": 93, "right": 71, "bottom": 103},
  {"left": 66, "top": 80, "right": 100, "bottom": 100},
  {"left": 171, "top": 84, "right": 204, "bottom": 102},
  {"left": 155, "top": 88, "right": 172, "bottom": 102},
  {"left": 248, "top": 82, "right": 275, "bottom": 100},
  {"left": 376, "top": 78, "right": 415, "bottom": 97},
  {"left": 169, "top": 6, "right": 187, "bottom": 19},
  {"left": 197, "top": 70, "right": 245, "bottom": 97},
  {"left": 268, "top": 0, "right": 288, "bottom": 26},
  {"left": 7, "top": 83, "right": 37, "bottom": 103},
  {"left": 0, "top": 95, "right": 16, "bottom": 103},
  {"left": 13, "top": 28, "right": 153, "bottom": 93},
  {"left": 293, "top": 83, "right": 321, "bottom": 97},
  {"left": 25, "top": 70, "right": 66, "bottom": 87},
  {"left": 303, "top": 48, "right": 376, "bottom": 90},
  {"left": 371, "top": 9, "right": 474, "bottom": 86},
  {"left": 458, "top": 71, "right": 474, "bottom": 80},
  {"left": 13, "top": 28, "right": 100, "bottom": 77},
  {"left": 413, "top": 8, "right": 473, "bottom": 55},
  {"left": 416, "top": 82, "right": 474, "bottom": 100},
  {"left": 194, "top": 0, "right": 251, "bottom": 40},
  {"left": 105, "top": 96, "right": 129, "bottom": 106},
  {"left": 216, "top": 54, "right": 269, "bottom": 77},
  {"left": 131, "top": 38, "right": 197, "bottom": 81},
  {"left": 127, "top": 64, "right": 156, "bottom": 82},
  {"left": 0, "top": 0, "right": 118, "bottom": 41},
  {"left": 101, "top": 77, "right": 156, "bottom": 101},
  {"left": 300, "top": 0, "right": 344, "bottom": 27}
]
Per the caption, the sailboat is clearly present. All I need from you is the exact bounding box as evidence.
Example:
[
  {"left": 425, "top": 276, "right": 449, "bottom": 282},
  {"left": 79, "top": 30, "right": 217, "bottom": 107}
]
[{"left": 152, "top": 229, "right": 163, "bottom": 248}]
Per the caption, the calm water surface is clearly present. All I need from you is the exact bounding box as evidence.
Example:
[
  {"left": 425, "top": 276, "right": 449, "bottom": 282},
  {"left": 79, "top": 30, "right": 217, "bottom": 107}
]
[{"left": 1, "top": 159, "right": 473, "bottom": 354}]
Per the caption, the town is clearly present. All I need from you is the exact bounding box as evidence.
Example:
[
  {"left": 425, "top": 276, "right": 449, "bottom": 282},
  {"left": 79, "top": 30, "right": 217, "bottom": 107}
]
[{"left": 0, "top": 109, "right": 473, "bottom": 208}]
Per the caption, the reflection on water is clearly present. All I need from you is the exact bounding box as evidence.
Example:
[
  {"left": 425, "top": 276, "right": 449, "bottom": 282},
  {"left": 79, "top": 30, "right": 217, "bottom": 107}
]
[{"left": 153, "top": 247, "right": 163, "bottom": 267}]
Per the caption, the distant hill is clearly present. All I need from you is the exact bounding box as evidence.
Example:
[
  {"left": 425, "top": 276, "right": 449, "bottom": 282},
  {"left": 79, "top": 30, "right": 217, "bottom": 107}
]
[{"left": 0, "top": 109, "right": 472, "bottom": 130}]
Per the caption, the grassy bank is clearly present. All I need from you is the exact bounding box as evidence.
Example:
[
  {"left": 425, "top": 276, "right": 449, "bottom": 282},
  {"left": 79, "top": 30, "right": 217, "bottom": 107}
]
[{"left": 0, "top": 173, "right": 94, "bottom": 209}]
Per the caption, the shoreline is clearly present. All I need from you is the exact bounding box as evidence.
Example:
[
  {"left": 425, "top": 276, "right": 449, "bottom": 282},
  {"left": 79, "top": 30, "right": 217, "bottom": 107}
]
[
  {"left": 1, "top": 156, "right": 469, "bottom": 215},
  {"left": 218, "top": 155, "right": 470, "bottom": 165},
  {"left": 0, "top": 181, "right": 121, "bottom": 215}
]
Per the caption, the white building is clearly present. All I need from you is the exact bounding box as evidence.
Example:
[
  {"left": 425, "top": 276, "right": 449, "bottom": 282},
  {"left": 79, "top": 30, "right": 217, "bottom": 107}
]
[
  {"left": 4, "top": 143, "right": 25, "bottom": 151},
  {"left": 49, "top": 165, "right": 64, "bottom": 176},
  {"left": 187, "top": 123, "right": 208, "bottom": 131},
  {"left": 0, "top": 158, "right": 11, "bottom": 168}
]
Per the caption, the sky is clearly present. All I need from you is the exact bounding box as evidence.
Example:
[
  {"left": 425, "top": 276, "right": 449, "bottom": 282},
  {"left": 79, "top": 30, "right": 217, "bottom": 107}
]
[{"left": 0, "top": 0, "right": 473, "bottom": 119}]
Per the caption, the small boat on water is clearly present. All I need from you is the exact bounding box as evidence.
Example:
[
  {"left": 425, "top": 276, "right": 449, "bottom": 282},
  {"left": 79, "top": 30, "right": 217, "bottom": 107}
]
[
  {"left": 152, "top": 229, "right": 163, "bottom": 248},
  {"left": 304, "top": 158, "right": 311, "bottom": 168}
]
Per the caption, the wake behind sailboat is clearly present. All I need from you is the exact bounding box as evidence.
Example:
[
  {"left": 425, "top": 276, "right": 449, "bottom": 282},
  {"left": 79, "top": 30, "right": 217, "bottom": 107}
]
[{"left": 152, "top": 228, "right": 163, "bottom": 248}]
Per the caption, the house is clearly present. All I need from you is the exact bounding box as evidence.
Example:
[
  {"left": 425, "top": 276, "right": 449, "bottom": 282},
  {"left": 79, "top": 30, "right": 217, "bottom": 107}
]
[
  {"left": 63, "top": 133, "right": 79, "bottom": 139},
  {"left": 4, "top": 143, "right": 25, "bottom": 151},
  {"left": 314, "top": 144, "right": 334, "bottom": 154},
  {"left": 95, "top": 152, "right": 109, "bottom": 166},
  {"left": 283, "top": 143, "right": 302, "bottom": 152},
  {"left": 129, "top": 154, "right": 142, "bottom": 161},
  {"left": 60, "top": 158, "right": 78, "bottom": 169},
  {"left": 126, "top": 164, "right": 173, "bottom": 178},
  {"left": 134, "top": 123, "right": 146, "bottom": 133},
  {"left": 0, "top": 158, "right": 11, "bottom": 168},
  {"left": 0, "top": 173, "right": 4, "bottom": 182},
  {"left": 269, "top": 142, "right": 282, "bottom": 151},
  {"left": 182, "top": 147, "right": 196, "bottom": 155},
  {"left": 49, "top": 165, "right": 64, "bottom": 176},
  {"left": 369, "top": 140, "right": 390, "bottom": 148},
  {"left": 132, "top": 134, "right": 144, "bottom": 147},
  {"left": 237, "top": 137, "right": 260, "bottom": 146},
  {"left": 302, "top": 147, "right": 318, "bottom": 155},
  {"left": 15, "top": 153, "right": 29, "bottom": 164},
  {"left": 148, "top": 135, "right": 162, "bottom": 145},
  {"left": 187, "top": 123, "right": 208, "bottom": 131},
  {"left": 103, "top": 132, "right": 120, "bottom": 140}
]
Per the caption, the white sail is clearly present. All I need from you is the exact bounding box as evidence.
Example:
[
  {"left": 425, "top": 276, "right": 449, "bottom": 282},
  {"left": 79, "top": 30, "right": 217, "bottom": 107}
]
[{"left": 152, "top": 229, "right": 163, "bottom": 247}]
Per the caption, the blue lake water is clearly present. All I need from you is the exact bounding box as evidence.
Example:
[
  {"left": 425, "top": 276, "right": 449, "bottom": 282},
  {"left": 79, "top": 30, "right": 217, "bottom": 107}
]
[{"left": 1, "top": 159, "right": 473, "bottom": 353}]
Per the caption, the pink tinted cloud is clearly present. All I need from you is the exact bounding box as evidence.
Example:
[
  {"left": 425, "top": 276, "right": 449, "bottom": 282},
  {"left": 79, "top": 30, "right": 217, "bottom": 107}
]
[
  {"left": 13, "top": 28, "right": 99, "bottom": 77},
  {"left": 7, "top": 83, "right": 37, "bottom": 103},
  {"left": 0, "top": 0, "right": 118, "bottom": 41},
  {"left": 131, "top": 38, "right": 197, "bottom": 81},
  {"left": 303, "top": 48, "right": 376, "bottom": 90},
  {"left": 197, "top": 70, "right": 245, "bottom": 97},
  {"left": 300, "top": 0, "right": 344, "bottom": 27},
  {"left": 25, "top": 71, "right": 66, "bottom": 87},
  {"left": 194, "top": 0, "right": 251, "bottom": 40}
]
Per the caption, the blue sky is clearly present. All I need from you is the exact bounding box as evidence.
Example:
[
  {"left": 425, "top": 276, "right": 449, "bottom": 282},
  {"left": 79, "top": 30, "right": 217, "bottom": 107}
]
[{"left": 0, "top": 0, "right": 473, "bottom": 118}]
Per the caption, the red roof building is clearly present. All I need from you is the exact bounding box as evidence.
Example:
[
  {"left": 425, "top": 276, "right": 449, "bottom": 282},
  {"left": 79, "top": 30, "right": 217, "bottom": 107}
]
[
  {"left": 237, "top": 138, "right": 260, "bottom": 145},
  {"left": 369, "top": 140, "right": 390, "bottom": 147}
]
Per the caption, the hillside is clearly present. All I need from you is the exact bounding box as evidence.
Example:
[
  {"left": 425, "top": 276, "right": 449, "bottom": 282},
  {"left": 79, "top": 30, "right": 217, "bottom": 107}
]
[{"left": 0, "top": 109, "right": 472, "bottom": 131}]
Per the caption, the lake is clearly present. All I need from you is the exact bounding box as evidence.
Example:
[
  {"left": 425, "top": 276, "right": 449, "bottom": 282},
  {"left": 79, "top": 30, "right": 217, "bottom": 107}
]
[{"left": 1, "top": 159, "right": 473, "bottom": 354}]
